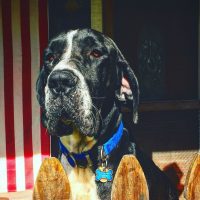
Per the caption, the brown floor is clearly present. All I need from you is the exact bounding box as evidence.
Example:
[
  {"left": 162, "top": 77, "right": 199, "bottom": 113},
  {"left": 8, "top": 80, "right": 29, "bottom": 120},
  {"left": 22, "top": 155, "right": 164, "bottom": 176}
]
[{"left": 0, "top": 190, "right": 32, "bottom": 200}]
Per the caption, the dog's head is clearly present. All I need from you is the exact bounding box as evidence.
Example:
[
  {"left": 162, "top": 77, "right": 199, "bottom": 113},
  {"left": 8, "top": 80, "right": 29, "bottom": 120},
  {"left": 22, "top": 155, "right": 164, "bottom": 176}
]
[{"left": 36, "top": 29, "right": 139, "bottom": 137}]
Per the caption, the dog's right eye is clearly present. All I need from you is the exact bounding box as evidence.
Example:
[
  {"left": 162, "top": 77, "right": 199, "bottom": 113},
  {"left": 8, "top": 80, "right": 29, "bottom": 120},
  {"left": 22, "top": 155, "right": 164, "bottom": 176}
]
[{"left": 46, "top": 53, "right": 54, "bottom": 62}]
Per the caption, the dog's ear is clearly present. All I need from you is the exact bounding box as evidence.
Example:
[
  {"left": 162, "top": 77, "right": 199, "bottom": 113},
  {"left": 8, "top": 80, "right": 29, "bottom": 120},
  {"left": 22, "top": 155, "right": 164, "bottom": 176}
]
[
  {"left": 112, "top": 42, "right": 139, "bottom": 123},
  {"left": 36, "top": 67, "right": 48, "bottom": 127}
]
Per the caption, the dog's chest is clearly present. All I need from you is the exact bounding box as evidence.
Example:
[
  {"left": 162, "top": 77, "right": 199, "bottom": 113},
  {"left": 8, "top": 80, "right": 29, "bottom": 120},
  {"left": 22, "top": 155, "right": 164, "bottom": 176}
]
[{"left": 61, "top": 154, "right": 100, "bottom": 200}]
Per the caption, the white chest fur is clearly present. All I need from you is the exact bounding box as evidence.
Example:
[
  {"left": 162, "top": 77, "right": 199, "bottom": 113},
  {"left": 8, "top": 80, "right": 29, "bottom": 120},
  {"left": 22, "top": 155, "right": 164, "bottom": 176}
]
[{"left": 61, "top": 154, "right": 100, "bottom": 200}]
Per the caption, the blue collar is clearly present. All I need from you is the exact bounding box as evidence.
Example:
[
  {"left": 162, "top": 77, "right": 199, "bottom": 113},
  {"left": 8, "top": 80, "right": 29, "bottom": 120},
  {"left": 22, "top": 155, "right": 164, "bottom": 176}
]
[{"left": 59, "top": 121, "right": 124, "bottom": 168}]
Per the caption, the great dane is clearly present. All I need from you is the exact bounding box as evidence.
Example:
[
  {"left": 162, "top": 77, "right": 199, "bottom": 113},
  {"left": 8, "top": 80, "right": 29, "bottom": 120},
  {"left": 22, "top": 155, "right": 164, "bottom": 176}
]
[{"left": 36, "top": 29, "right": 178, "bottom": 200}]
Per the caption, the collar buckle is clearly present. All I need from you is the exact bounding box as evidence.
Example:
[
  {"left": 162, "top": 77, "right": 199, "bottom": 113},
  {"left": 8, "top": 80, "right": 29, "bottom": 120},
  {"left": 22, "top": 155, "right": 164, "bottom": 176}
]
[{"left": 75, "top": 154, "right": 90, "bottom": 168}]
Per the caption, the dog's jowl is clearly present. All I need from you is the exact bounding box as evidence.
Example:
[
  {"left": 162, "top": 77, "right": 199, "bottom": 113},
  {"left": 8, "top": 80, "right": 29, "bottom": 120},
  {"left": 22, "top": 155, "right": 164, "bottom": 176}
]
[{"left": 36, "top": 29, "right": 178, "bottom": 200}]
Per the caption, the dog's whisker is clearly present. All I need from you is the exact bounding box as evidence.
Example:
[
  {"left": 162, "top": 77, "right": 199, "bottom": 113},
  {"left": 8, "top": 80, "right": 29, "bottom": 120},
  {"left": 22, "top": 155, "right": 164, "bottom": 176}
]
[{"left": 91, "top": 104, "right": 103, "bottom": 126}]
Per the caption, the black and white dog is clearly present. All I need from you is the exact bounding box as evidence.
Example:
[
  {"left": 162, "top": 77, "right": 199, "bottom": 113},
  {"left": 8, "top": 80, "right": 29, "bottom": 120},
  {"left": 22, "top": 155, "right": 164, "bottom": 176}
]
[{"left": 36, "top": 29, "right": 178, "bottom": 200}]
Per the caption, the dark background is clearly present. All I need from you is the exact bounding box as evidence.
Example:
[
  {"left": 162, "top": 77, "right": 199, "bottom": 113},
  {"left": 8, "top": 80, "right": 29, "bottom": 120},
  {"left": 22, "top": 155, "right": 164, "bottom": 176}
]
[{"left": 49, "top": 0, "right": 199, "bottom": 157}]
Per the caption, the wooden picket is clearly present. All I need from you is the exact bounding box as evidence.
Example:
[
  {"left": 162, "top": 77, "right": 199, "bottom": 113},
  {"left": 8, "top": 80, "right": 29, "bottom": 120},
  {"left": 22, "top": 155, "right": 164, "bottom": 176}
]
[
  {"left": 111, "top": 155, "right": 149, "bottom": 200},
  {"left": 184, "top": 153, "right": 200, "bottom": 200}
]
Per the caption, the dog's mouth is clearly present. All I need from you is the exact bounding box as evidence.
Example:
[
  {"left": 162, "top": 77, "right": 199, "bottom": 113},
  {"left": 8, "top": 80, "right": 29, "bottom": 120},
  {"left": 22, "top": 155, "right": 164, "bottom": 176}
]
[
  {"left": 46, "top": 108, "right": 99, "bottom": 137},
  {"left": 53, "top": 119, "right": 74, "bottom": 137}
]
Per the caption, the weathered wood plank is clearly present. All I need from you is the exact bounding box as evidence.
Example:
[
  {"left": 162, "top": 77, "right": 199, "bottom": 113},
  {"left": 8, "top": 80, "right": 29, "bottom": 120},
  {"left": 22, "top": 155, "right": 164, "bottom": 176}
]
[
  {"left": 122, "top": 100, "right": 200, "bottom": 112},
  {"left": 33, "top": 157, "right": 71, "bottom": 200},
  {"left": 111, "top": 155, "right": 149, "bottom": 200},
  {"left": 184, "top": 153, "right": 200, "bottom": 200}
]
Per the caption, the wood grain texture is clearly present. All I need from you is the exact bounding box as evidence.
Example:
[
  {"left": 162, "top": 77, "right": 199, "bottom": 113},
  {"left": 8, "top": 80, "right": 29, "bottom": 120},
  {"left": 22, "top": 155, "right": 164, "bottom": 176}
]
[
  {"left": 111, "top": 155, "right": 149, "bottom": 200},
  {"left": 122, "top": 100, "right": 200, "bottom": 113},
  {"left": 33, "top": 157, "right": 70, "bottom": 200},
  {"left": 184, "top": 153, "right": 200, "bottom": 200}
]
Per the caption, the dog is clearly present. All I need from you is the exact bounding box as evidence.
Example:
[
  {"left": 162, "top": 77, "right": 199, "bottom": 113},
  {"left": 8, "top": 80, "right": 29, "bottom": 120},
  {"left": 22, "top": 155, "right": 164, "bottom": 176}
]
[{"left": 36, "top": 29, "right": 178, "bottom": 200}]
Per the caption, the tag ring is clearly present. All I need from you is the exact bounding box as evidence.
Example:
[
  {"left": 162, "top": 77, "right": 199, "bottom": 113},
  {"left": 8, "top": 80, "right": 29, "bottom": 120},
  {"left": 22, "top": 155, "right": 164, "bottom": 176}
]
[{"left": 100, "top": 146, "right": 108, "bottom": 161}]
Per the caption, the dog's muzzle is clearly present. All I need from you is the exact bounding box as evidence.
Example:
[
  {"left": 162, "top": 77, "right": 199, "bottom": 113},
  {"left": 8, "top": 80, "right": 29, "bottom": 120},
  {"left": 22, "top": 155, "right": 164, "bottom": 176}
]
[
  {"left": 45, "top": 68, "right": 98, "bottom": 137},
  {"left": 48, "top": 69, "right": 78, "bottom": 96}
]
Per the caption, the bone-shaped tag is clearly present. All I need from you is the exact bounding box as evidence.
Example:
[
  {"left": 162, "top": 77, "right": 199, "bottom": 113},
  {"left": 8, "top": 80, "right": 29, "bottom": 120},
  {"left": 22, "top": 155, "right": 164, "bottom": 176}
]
[{"left": 95, "top": 166, "right": 113, "bottom": 183}]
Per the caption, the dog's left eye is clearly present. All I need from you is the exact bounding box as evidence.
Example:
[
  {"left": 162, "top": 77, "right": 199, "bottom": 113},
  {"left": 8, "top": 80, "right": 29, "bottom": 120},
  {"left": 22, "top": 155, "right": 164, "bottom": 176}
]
[{"left": 90, "top": 49, "right": 102, "bottom": 58}]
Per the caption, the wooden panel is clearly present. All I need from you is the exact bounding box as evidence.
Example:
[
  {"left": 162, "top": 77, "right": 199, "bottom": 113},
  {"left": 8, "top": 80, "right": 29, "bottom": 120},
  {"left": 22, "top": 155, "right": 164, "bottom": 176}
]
[
  {"left": 123, "top": 110, "right": 199, "bottom": 154},
  {"left": 48, "top": 0, "right": 91, "bottom": 39},
  {"left": 91, "top": 0, "right": 103, "bottom": 32},
  {"left": 102, "top": 0, "right": 114, "bottom": 37},
  {"left": 122, "top": 100, "right": 200, "bottom": 112}
]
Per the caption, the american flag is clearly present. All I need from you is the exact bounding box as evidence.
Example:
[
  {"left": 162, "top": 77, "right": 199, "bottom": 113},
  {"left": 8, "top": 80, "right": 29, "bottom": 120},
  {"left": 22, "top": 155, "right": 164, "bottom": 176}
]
[{"left": 0, "top": 0, "right": 50, "bottom": 192}]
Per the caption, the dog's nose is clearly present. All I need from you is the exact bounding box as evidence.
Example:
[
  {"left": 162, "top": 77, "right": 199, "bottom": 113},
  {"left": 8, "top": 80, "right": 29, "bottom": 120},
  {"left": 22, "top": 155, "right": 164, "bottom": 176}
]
[{"left": 48, "top": 70, "right": 78, "bottom": 95}]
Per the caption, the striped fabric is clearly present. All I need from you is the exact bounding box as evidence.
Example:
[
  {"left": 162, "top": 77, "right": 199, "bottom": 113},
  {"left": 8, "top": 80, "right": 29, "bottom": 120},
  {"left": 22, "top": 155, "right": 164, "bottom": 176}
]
[{"left": 0, "top": 0, "right": 50, "bottom": 192}]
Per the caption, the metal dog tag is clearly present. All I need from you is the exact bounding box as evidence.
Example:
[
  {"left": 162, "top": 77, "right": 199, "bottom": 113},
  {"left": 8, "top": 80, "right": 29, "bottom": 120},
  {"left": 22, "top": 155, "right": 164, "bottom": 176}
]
[{"left": 95, "top": 146, "right": 113, "bottom": 183}]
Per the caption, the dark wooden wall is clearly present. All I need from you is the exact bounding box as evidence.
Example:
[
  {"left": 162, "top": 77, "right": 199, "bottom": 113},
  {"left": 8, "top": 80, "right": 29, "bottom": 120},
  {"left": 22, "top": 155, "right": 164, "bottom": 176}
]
[
  {"left": 102, "top": 0, "right": 199, "bottom": 156},
  {"left": 48, "top": 0, "right": 199, "bottom": 159},
  {"left": 111, "top": 0, "right": 198, "bottom": 101}
]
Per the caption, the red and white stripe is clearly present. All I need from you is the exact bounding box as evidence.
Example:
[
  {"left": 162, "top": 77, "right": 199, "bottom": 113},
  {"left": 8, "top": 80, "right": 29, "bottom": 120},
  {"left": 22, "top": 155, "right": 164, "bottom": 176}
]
[{"left": 0, "top": 0, "right": 50, "bottom": 192}]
